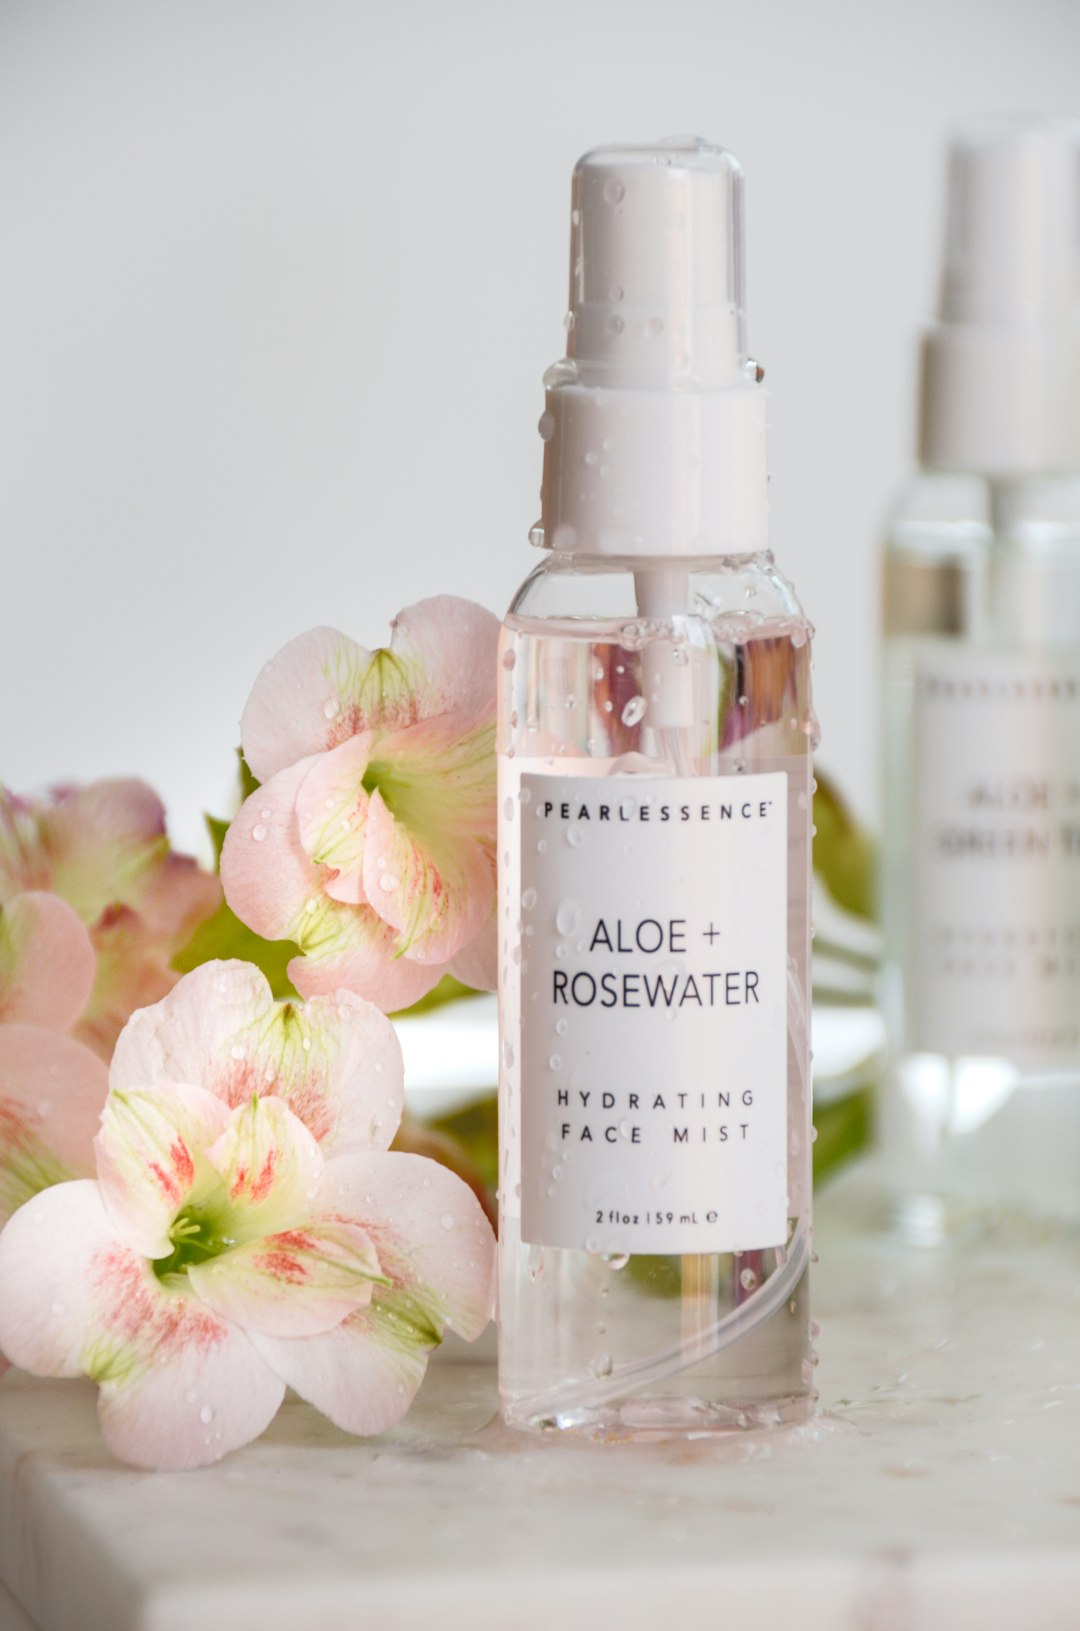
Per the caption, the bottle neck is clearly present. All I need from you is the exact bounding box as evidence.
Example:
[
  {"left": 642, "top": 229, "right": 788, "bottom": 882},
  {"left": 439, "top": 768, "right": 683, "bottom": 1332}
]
[{"left": 538, "top": 377, "right": 769, "bottom": 559}]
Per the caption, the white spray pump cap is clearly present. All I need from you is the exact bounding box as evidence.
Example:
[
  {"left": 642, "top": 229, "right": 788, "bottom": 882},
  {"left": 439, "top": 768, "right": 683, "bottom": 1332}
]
[
  {"left": 536, "top": 139, "right": 768, "bottom": 558},
  {"left": 920, "top": 117, "right": 1080, "bottom": 475}
]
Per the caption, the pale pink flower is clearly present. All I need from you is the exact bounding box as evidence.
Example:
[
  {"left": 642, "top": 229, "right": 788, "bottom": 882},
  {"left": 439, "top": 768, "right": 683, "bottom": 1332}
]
[
  {"left": 0, "top": 891, "right": 111, "bottom": 1377},
  {"left": 0, "top": 961, "right": 495, "bottom": 1468},
  {"left": 0, "top": 780, "right": 221, "bottom": 1059},
  {"left": 221, "top": 596, "right": 499, "bottom": 1012}
]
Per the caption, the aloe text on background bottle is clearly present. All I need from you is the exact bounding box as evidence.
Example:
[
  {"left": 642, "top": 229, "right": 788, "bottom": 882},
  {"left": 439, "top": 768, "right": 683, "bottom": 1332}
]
[
  {"left": 881, "top": 119, "right": 1080, "bottom": 1239},
  {"left": 496, "top": 140, "right": 817, "bottom": 1437}
]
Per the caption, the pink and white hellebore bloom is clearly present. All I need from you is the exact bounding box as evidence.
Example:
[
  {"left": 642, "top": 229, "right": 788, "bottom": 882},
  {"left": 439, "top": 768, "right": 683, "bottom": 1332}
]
[
  {"left": 0, "top": 961, "right": 496, "bottom": 1469},
  {"left": 0, "top": 891, "right": 110, "bottom": 1378},
  {"left": 0, "top": 780, "right": 221, "bottom": 1059},
  {"left": 0, "top": 891, "right": 109, "bottom": 1223},
  {"left": 221, "top": 597, "right": 499, "bottom": 1012}
]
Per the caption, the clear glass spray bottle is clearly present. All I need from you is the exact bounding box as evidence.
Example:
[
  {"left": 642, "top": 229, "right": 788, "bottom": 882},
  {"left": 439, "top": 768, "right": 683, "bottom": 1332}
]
[
  {"left": 497, "top": 140, "right": 816, "bottom": 1437},
  {"left": 881, "top": 119, "right": 1080, "bottom": 1237}
]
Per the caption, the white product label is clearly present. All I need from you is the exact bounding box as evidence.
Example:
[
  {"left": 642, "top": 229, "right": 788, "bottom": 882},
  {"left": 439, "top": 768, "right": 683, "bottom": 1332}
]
[
  {"left": 518, "top": 772, "right": 789, "bottom": 1255},
  {"left": 910, "top": 648, "right": 1080, "bottom": 1061}
]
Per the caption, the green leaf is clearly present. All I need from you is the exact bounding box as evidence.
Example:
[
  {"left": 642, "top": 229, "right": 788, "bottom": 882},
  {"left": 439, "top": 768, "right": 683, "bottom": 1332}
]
[
  {"left": 204, "top": 814, "right": 230, "bottom": 868},
  {"left": 813, "top": 1079, "right": 875, "bottom": 1187},
  {"left": 239, "top": 752, "right": 260, "bottom": 802},
  {"left": 172, "top": 899, "right": 299, "bottom": 1000},
  {"left": 813, "top": 767, "right": 878, "bottom": 922},
  {"left": 429, "top": 1093, "right": 499, "bottom": 1192}
]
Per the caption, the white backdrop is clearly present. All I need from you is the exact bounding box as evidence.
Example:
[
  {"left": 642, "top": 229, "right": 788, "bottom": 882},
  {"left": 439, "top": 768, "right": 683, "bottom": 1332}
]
[{"left": 2, "top": 0, "right": 1077, "bottom": 853}]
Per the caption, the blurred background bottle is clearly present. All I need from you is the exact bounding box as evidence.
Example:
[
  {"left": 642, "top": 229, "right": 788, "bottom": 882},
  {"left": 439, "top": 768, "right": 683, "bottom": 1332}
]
[{"left": 881, "top": 118, "right": 1080, "bottom": 1240}]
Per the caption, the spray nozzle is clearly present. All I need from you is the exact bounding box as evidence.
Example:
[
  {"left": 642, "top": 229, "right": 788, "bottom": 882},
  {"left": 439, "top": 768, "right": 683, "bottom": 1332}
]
[
  {"left": 921, "top": 116, "right": 1080, "bottom": 474},
  {"left": 565, "top": 139, "right": 749, "bottom": 388},
  {"left": 538, "top": 138, "right": 768, "bottom": 560},
  {"left": 939, "top": 117, "right": 1080, "bottom": 329}
]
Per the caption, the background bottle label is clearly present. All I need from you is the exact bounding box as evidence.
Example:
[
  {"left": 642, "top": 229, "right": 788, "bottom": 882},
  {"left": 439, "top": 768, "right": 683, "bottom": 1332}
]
[
  {"left": 516, "top": 771, "right": 789, "bottom": 1254},
  {"left": 909, "top": 647, "right": 1080, "bottom": 1061}
]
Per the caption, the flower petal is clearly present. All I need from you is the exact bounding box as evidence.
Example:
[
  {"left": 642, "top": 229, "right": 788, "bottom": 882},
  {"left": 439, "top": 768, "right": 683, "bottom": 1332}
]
[
  {"left": 240, "top": 598, "right": 500, "bottom": 786},
  {"left": 287, "top": 922, "right": 447, "bottom": 1012},
  {"left": 221, "top": 1150, "right": 496, "bottom": 1439},
  {"left": 95, "top": 1278, "right": 285, "bottom": 1471},
  {"left": 0, "top": 1026, "right": 108, "bottom": 1223},
  {"left": 220, "top": 758, "right": 325, "bottom": 944},
  {"left": 123, "top": 850, "right": 221, "bottom": 945},
  {"left": 448, "top": 924, "right": 498, "bottom": 993},
  {"left": 388, "top": 597, "right": 501, "bottom": 724},
  {"left": 240, "top": 628, "right": 381, "bottom": 784},
  {"left": 0, "top": 1180, "right": 125, "bottom": 1375},
  {"left": 248, "top": 1297, "right": 432, "bottom": 1437},
  {"left": 111, "top": 960, "right": 405, "bottom": 1154},
  {"left": 0, "top": 891, "right": 97, "bottom": 1030},
  {"left": 320, "top": 1150, "right": 495, "bottom": 1342},
  {"left": 94, "top": 1084, "right": 231, "bottom": 1258},
  {"left": 76, "top": 906, "right": 178, "bottom": 1062},
  {"left": 43, "top": 780, "right": 169, "bottom": 926},
  {"left": 0, "top": 1181, "right": 286, "bottom": 1470},
  {"left": 294, "top": 734, "right": 376, "bottom": 905},
  {"left": 206, "top": 1095, "right": 323, "bottom": 1242},
  {"left": 363, "top": 790, "right": 495, "bottom": 967},
  {"left": 189, "top": 1218, "right": 384, "bottom": 1338}
]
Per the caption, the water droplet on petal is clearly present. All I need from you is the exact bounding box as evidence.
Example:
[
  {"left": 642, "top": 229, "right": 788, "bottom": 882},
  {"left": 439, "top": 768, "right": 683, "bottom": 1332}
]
[
  {"left": 252, "top": 825, "right": 268, "bottom": 842},
  {"left": 440, "top": 1213, "right": 455, "bottom": 1230},
  {"left": 323, "top": 699, "right": 338, "bottom": 720},
  {"left": 199, "top": 1404, "right": 215, "bottom": 1425}
]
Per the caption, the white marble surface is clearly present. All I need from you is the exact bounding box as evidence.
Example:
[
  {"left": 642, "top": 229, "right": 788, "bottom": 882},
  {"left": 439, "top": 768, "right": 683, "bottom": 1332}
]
[{"left": 2, "top": 1163, "right": 1080, "bottom": 1631}]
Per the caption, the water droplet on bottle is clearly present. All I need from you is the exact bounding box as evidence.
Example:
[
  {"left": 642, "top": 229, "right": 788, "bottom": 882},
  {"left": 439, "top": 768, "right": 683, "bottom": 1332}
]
[
  {"left": 556, "top": 901, "right": 580, "bottom": 934},
  {"left": 591, "top": 1353, "right": 614, "bottom": 1377},
  {"left": 621, "top": 696, "right": 647, "bottom": 727},
  {"left": 548, "top": 1053, "right": 561, "bottom": 1071},
  {"left": 603, "top": 177, "right": 625, "bottom": 205},
  {"left": 522, "top": 888, "right": 537, "bottom": 911},
  {"left": 566, "top": 825, "right": 584, "bottom": 848},
  {"left": 502, "top": 649, "right": 516, "bottom": 670},
  {"left": 503, "top": 797, "right": 515, "bottom": 821},
  {"left": 644, "top": 316, "right": 664, "bottom": 338},
  {"left": 740, "top": 1268, "right": 759, "bottom": 1292},
  {"left": 537, "top": 410, "right": 555, "bottom": 442},
  {"left": 609, "top": 284, "right": 624, "bottom": 302},
  {"left": 604, "top": 1252, "right": 630, "bottom": 1271},
  {"left": 606, "top": 313, "right": 625, "bottom": 337}
]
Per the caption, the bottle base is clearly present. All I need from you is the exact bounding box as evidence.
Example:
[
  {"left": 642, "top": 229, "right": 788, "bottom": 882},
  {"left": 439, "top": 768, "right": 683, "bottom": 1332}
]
[{"left": 502, "top": 1389, "right": 815, "bottom": 1442}]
